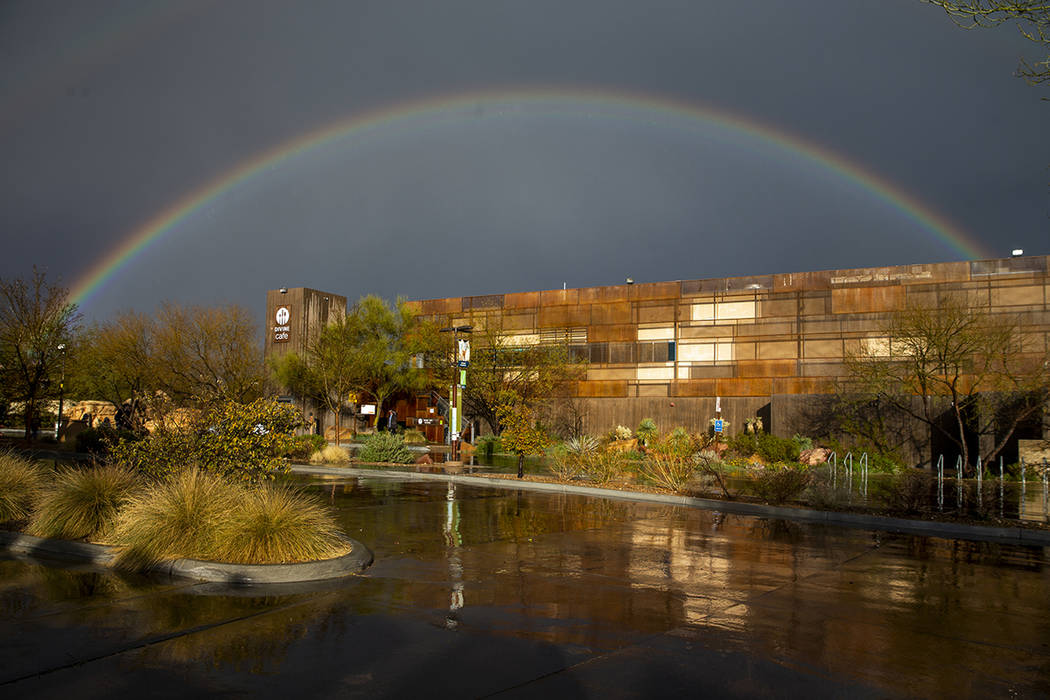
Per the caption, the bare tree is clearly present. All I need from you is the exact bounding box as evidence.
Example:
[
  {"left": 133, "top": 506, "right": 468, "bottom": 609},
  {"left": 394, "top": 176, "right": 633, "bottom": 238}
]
[
  {"left": 842, "top": 296, "right": 1049, "bottom": 473},
  {"left": 0, "top": 267, "right": 80, "bottom": 439},
  {"left": 922, "top": 1, "right": 1050, "bottom": 85},
  {"left": 71, "top": 311, "right": 155, "bottom": 431}
]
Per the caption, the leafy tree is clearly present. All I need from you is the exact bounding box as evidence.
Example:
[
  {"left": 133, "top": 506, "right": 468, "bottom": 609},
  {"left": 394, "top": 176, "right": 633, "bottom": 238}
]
[
  {"left": 922, "top": 1, "right": 1049, "bottom": 85},
  {"left": 71, "top": 311, "right": 154, "bottom": 431},
  {"left": 456, "top": 324, "right": 586, "bottom": 435},
  {"left": 110, "top": 398, "right": 302, "bottom": 483},
  {"left": 0, "top": 267, "right": 80, "bottom": 439},
  {"left": 842, "top": 296, "right": 1049, "bottom": 473},
  {"left": 497, "top": 394, "right": 552, "bottom": 478}
]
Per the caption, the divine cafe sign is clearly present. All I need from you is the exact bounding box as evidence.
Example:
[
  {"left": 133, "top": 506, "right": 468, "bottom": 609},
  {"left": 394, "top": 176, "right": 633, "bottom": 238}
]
[{"left": 273, "top": 306, "right": 291, "bottom": 343}]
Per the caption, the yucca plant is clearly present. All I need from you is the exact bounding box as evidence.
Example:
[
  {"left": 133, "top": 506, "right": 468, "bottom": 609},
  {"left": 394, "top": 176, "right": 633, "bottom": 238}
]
[
  {"left": 636, "top": 418, "right": 658, "bottom": 447},
  {"left": 112, "top": 469, "right": 243, "bottom": 570},
  {"left": 29, "top": 465, "right": 140, "bottom": 541},
  {"left": 214, "top": 484, "right": 348, "bottom": 564},
  {"left": 0, "top": 452, "right": 46, "bottom": 523}
]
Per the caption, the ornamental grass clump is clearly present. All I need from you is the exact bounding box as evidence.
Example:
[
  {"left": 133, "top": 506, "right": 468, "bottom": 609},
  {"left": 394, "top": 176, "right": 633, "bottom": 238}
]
[
  {"left": 0, "top": 451, "right": 46, "bottom": 523},
  {"left": 112, "top": 468, "right": 242, "bottom": 570},
  {"left": 310, "top": 444, "right": 351, "bottom": 465},
  {"left": 639, "top": 453, "right": 695, "bottom": 493},
  {"left": 29, "top": 465, "right": 140, "bottom": 541},
  {"left": 214, "top": 484, "right": 347, "bottom": 564}
]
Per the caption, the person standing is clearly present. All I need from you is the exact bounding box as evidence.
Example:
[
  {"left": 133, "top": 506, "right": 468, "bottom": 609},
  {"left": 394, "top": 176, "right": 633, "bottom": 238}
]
[{"left": 386, "top": 408, "right": 397, "bottom": 433}]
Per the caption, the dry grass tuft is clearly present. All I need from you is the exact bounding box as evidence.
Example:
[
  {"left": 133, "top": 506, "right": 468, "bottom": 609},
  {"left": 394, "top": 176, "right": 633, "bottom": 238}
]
[
  {"left": 112, "top": 468, "right": 242, "bottom": 569},
  {"left": 0, "top": 451, "right": 47, "bottom": 523},
  {"left": 29, "top": 465, "right": 140, "bottom": 540},
  {"left": 310, "top": 444, "right": 351, "bottom": 465},
  {"left": 214, "top": 483, "right": 347, "bottom": 564}
]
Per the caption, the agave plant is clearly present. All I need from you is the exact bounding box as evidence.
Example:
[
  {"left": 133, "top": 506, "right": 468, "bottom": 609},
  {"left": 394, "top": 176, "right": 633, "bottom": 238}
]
[
  {"left": 636, "top": 418, "right": 658, "bottom": 447},
  {"left": 565, "top": 435, "right": 600, "bottom": 455}
]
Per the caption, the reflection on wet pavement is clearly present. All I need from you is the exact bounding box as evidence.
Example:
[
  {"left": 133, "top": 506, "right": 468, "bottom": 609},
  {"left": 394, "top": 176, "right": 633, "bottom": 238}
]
[{"left": 1, "top": 473, "right": 1048, "bottom": 698}]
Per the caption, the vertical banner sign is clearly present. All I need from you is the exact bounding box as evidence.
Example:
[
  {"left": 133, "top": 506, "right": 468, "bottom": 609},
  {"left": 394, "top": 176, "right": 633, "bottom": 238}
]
[
  {"left": 457, "top": 339, "right": 470, "bottom": 367},
  {"left": 272, "top": 306, "right": 291, "bottom": 343}
]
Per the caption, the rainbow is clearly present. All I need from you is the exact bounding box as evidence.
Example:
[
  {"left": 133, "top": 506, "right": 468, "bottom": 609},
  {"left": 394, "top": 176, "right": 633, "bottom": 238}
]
[{"left": 69, "top": 87, "right": 992, "bottom": 308}]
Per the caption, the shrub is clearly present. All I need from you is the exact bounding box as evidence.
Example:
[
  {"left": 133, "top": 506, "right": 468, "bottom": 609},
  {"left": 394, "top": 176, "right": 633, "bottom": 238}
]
[
  {"left": 29, "top": 465, "right": 140, "bottom": 541},
  {"left": 282, "top": 434, "right": 327, "bottom": 461},
  {"left": 402, "top": 428, "right": 427, "bottom": 445},
  {"left": 612, "top": 425, "right": 633, "bottom": 441},
  {"left": 750, "top": 462, "right": 812, "bottom": 504},
  {"left": 212, "top": 484, "right": 347, "bottom": 564},
  {"left": 0, "top": 452, "right": 46, "bottom": 523},
  {"left": 358, "top": 432, "right": 414, "bottom": 464},
  {"left": 636, "top": 418, "right": 658, "bottom": 447},
  {"left": 110, "top": 398, "right": 302, "bottom": 483},
  {"left": 884, "top": 468, "right": 934, "bottom": 514},
  {"left": 728, "top": 433, "right": 800, "bottom": 463},
  {"left": 653, "top": 427, "right": 694, "bottom": 458},
  {"left": 310, "top": 444, "right": 351, "bottom": 465},
  {"left": 474, "top": 435, "right": 502, "bottom": 457},
  {"left": 639, "top": 453, "right": 694, "bottom": 493},
  {"left": 693, "top": 450, "right": 735, "bottom": 499},
  {"left": 75, "top": 426, "right": 140, "bottom": 457},
  {"left": 791, "top": 434, "right": 813, "bottom": 453},
  {"left": 112, "top": 469, "right": 243, "bottom": 569},
  {"left": 549, "top": 435, "right": 600, "bottom": 480},
  {"left": 579, "top": 450, "right": 626, "bottom": 486}
]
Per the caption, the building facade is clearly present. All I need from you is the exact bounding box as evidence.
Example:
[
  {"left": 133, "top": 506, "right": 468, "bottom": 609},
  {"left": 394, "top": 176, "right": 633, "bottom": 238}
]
[{"left": 411, "top": 256, "right": 1050, "bottom": 462}]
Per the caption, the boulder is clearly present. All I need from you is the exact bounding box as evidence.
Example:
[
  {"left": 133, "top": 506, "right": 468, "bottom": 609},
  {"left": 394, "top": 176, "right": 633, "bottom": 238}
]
[{"left": 799, "top": 447, "right": 832, "bottom": 466}]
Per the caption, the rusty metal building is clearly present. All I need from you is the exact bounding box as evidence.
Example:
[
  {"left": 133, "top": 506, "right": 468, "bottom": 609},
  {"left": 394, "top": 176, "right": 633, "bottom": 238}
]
[{"left": 411, "top": 255, "right": 1050, "bottom": 457}]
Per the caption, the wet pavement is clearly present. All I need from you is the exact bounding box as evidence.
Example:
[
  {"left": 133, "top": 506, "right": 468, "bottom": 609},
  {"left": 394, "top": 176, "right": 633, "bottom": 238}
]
[{"left": 1, "top": 473, "right": 1049, "bottom": 698}]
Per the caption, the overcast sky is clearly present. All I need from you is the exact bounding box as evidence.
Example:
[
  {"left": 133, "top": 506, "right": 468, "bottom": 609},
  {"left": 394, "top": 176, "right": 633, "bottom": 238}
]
[{"left": 1, "top": 0, "right": 1047, "bottom": 323}]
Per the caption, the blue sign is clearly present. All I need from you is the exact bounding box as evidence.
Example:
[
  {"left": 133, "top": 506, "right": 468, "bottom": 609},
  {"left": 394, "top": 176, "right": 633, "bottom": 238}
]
[
  {"left": 713, "top": 419, "right": 724, "bottom": 433},
  {"left": 457, "top": 360, "right": 469, "bottom": 368}
]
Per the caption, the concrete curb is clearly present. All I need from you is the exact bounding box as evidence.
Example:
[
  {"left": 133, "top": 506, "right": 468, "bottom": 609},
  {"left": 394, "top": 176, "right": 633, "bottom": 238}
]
[
  {"left": 294, "top": 465, "right": 1050, "bottom": 547},
  {"left": 0, "top": 531, "right": 374, "bottom": 584}
]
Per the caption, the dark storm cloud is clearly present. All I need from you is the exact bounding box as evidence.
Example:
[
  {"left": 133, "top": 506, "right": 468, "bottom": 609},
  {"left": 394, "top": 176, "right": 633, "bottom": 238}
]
[{"left": 0, "top": 0, "right": 1046, "bottom": 321}]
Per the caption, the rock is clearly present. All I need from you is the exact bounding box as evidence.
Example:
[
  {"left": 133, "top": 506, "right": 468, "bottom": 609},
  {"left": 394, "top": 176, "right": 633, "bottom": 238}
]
[
  {"left": 414, "top": 454, "right": 433, "bottom": 465},
  {"left": 608, "top": 438, "right": 639, "bottom": 453},
  {"left": 799, "top": 447, "right": 831, "bottom": 466}
]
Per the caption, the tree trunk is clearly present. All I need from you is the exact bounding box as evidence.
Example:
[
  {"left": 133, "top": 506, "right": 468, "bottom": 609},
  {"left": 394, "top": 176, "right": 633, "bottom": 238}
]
[{"left": 517, "top": 453, "right": 524, "bottom": 479}]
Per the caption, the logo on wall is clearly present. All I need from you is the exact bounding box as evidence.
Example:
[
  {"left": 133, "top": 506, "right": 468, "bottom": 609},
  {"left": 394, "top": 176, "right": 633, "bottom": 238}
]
[{"left": 273, "top": 306, "right": 291, "bottom": 343}]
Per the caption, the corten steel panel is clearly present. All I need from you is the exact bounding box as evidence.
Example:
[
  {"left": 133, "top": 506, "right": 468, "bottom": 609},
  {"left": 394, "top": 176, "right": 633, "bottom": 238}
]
[
  {"left": 588, "top": 324, "right": 637, "bottom": 342},
  {"left": 575, "top": 380, "right": 629, "bottom": 398},
  {"left": 803, "top": 338, "right": 844, "bottom": 359},
  {"left": 499, "top": 313, "right": 536, "bottom": 331},
  {"left": 838, "top": 315, "right": 892, "bottom": 333},
  {"left": 800, "top": 292, "right": 830, "bottom": 315},
  {"left": 800, "top": 361, "right": 848, "bottom": 377},
  {"left": 800, "top": 319, "right": 842, "bottom": 334},
  {"left": 773, "top": 377, "right": 834, "bottom": 394},
  {"left": 733, "top": 320, "right": 796, "bottom": 338},
  {"left": 904, "top": 286, "right": 939, "bottom": 308},
  {"left": 678, "top": 325, "right": 736, "bottom": 339},
  {"left": 757, "top": 341, "right": 798, "bottom": 360},
  {"left": 586, "top": 367, "right": 637, "bottom": 381},
  {"left": 637, "top": 304, "right": 676, "bottom": 323},
  {"left": 716, "top": 378, "right": 773, "bottom": 397},
  {"left": 636, "top": 384, "right": 669, "bottom": 397},
  {"left": 688, "top": 365, "right": 734, "bottom": 378},
  {"left": 537, "top": 305, "right": 590, "bottom": 328},
  {"left": 831, "top": 286, "right": 904, "bottom": 314},
  {"left": 759, "top": 296, "right": 796, "bottom": 318},
  {"left": 992, "top": 284, "right": 1045, "bottom": 307},
  {"left": 422, "top": 297, "right": 462, "bottom": 314},
  {"left": 590, "top": 302, "right": 633, "bottom": 325},
  {"left": 734, "top": 341, "right": 757, "bottom": 360},
  {"left": 736, "top": 360, "right": 797, "bottom": 378},
  {"left": 773, "top": 269, "right": 833, "bottom": 291},
  {"left": 539, "top": 288, "right": 580, "bottom": 306},
  {"left": 669, "top": 379, "right": 718, "bottom": 397},
  {"left": 578, "top": 285, "right": 628, "bottom": 304},
  {"left": 503, "top": 291, "right": 540, "bottom": 309},
  {"left": 630, "top": 281, "right": 680, "bottom": 301},
  {"left": 462, "top": 294, "right": 504, "bottom": 311}
]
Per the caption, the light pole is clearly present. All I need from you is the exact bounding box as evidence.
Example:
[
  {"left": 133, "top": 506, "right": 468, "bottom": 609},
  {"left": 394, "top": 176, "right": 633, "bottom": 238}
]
[
  {"left": 439, "top": 324, "right": 472, "bottom": 462},
  {"left": 55, "top": 343, "right": 66, "bottom": 441}
]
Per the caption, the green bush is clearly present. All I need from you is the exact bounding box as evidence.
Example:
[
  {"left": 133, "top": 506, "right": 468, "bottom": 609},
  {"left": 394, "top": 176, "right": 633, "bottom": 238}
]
[
  {"left": 29, "top": 465, "right": 140, "bottom": 540},
  {"left": 653, "top": 427, "right": 694, "bottom": 458},
  {"left": 750, "top": 462, "right": 812, "bottom": 504},
  {"left": 475, "top": 435, "right": 502, "bottom": 457},
  {"left": 282, "top": 434, "right": 327, "bottom": 461},
  {"left": 75, "top": 426, "right": 140, "bottom": 457},
  {"left": 0, "top": 452, "right": 46, "bottom": 523},
  {"left": 791, "top": 434, "right": 813, "bottom": 453},
  {"left": 579, "top": 450, "right": 627, "bottom": 486},
  {"left": 358, "top": 432, "right": 414, "bottom": 464},
  {"left": 110, "top": 398, "right": 303, "bottom": 483},
  {"left": 728, "top": 433, "right": 800, "bottom": 463}
]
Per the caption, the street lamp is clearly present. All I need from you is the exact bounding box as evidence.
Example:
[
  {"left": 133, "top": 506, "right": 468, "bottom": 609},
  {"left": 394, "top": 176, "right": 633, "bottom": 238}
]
[
  {"left": 439, "top": 325, "right": 473, "bottom": 462},
  {"left": 55, "top": 343, "right": 66, "bottom": 441}
]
